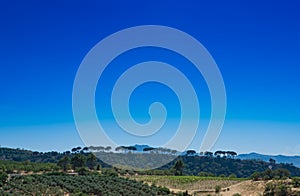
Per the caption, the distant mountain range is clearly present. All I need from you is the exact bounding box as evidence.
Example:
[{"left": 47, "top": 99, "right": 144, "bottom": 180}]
[{"left": 237, "top": 152, "right": 300, "bottom": 168}]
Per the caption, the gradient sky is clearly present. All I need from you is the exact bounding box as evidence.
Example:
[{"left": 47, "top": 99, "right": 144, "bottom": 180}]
[{"left": 0, "top": 1, "right": 299, "bottom": 155}]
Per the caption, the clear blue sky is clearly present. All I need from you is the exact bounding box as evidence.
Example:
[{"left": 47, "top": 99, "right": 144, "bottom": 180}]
[{"left": 0, "top": 1, "right": 299, "bottom": 155}]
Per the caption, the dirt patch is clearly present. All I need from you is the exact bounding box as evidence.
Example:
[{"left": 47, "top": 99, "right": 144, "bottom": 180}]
[
  {"left": 168, "top": 180, "right": 267, "bottom": 195},
  {"left": 218, "top": 180, "right": 266, "bottom": 196}
]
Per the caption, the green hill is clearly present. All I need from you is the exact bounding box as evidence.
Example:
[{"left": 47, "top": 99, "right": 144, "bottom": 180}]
[{"left": 1, "top": 147, "right": 300, "bottom": 178}]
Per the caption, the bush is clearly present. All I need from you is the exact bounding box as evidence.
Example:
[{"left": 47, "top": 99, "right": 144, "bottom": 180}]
[
  {"left": 275, "top": 183, "right": 290, "bottom": 196},
  {"left": 264, "top": 182, "right": 291, "bottom": 196},
  {"left": 0, "top": 171, "right": 8, "bottom": 186},
  {"left": 76, "top": 167, "right": 91, "bottom": 175},
  {"left": 292, "top": 177, "right": 300, "bottom": 188},
  {"left": 251, "top": 171, "right": 262, "bottom": 181},
  {"left": 102, "top": 168, "right": 118, "bottom": 177},
  {"left": 215, "top": 185, "right": 221, "bottom": 194},
  {"left": 251, "top": 169, "right": 291, "bottom": 181}
]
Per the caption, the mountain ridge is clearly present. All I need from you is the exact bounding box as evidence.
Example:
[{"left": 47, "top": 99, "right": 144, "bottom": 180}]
[{"left": 237, "top": 152, "right": 300, "bottom": 168}]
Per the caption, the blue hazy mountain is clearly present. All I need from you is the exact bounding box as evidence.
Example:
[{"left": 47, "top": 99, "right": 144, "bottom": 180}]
[{"left": 237, "top": 152, "right": 300, "bottom": 168}]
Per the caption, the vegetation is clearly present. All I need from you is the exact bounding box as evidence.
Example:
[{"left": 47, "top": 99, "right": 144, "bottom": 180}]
[
  {"left": 0, "top": 160, "right": 59, "bottom": 173},
  {"left": 1, "top": 147, "right": 300, "bottom": 178},
  {"left": 0, "top": 171, "right": 8, "bottom": 187},
  {"left": 251, "top": 168, "right": 291, "bottom": 180},
  {"left": 264, "top": 181, "right": 290, "bottom": 196},
  {"left": 129, "top": 175, "right": 245, "bottom": 191},
  {"left": 214, "top": 184, "right": 221, "bottom": 193},
  {"left": 173, "top": 158, "right": 184, "bottom": 176},
  {"left": 0, "top": 172, "right": 179, "bottom": 195},
  {"left": 159, "top": 156, "right": 300, "bottom": 178},
  {"left": 292, "top": 177, "right": 300, "bottom": 188},
  {"left": 1, "top": 146, "right": 300, "bottom": 195}
]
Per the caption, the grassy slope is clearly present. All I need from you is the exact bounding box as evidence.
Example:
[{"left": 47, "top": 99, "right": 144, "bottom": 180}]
[{"left": 129, "top": 175, "right": 246, "bottom": 191}]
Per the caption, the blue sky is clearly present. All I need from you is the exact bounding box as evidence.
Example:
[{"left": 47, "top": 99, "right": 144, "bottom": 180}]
[{"left": 0, "top": 1, "right": 299, "bottom": 155}]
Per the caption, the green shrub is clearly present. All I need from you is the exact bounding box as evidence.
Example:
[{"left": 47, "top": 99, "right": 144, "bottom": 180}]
[
  {"left": 215, "top": 185, "right": 221, "bottom": 193},
  {"left": 263, "top": 182, "right": 291, "bottom": 196},
  {"left": 102, "top": 168, "right": 118, "bottom": 177},
  {"left": 292, "top": 177, "right": 300, "bottom": 188},
  {"left": 0, "top": 171, "right": 8, "bottom": 186}
]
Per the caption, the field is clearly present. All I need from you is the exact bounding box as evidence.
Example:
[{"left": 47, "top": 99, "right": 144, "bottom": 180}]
[
  {"left": 1, "top": 147, "right": 300, "bottom": 195},
  {"left": 0, "top": 173, "right": 176, "bottom": 196},
  {"left": 129, "top": 175, "right": 247, "bottom": 193}
]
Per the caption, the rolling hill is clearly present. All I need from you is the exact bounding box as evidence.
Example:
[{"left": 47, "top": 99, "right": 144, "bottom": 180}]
[{"left": 237, "top": 152, "right": 300, "bottom": 168}]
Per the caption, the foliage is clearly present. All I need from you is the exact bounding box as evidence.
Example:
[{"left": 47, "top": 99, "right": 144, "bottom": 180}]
[
  {"left": 0, "top": 147, "right": 64, "bottom": 163},
  {"left": 130, "top": 175, "right": 245, "bottom": 191},
  {"left": 251, "top": 168, "right": 290, "bottom": 180},
  {"left": 215, "top": 185, "right": 221, "bottom": 193},
  {"left": 0, "top": 171, "right": 8, "bottom": 186},
  {"left": 292, "top": 177, "right": 300, "bottom": 188},
  {"left": 0, "top": 160, "right": 59, "bottom": 173},
  {"left": 173, "top": 158, "right": 184, "bottom": 176},
  {"left": 86, "top": 153, "right": 97, "bottom": 170},
  {"left": 264, "top": 181, "right": 291, "bottom": 196},
  {"left": 263, "top": 180, "right": 300, "bottom": 196},
  {"left": 1, "top": 147, "right": 300, "bottom": 178},
  {"left": 0, "top": 173, "right": 179, "bottom": 195},
  {"left": 71, "top": 154, "right": 86, "bottom": 170},
  {"left": 159, "top": 156, "right": 300, "bottom": 178},
  {"left": 57, "top": 156, "right": 70, "bottom": 172},
  {"left": 101, "top": 168, "right": 118, "bottom": 177}
]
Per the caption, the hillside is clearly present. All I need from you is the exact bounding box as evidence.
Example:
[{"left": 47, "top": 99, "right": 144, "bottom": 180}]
[
  {"left": 238, "top": 152, "right": 300, "bottom": 168},
  {"left": 0, "top": 173, "right": 177, "bottom": 195},
  {"left": 158, "top": 156, "right": 300, "bottom": 178},
  {"left": 1, "top": 147, "right": 300, "bottom": 178}
]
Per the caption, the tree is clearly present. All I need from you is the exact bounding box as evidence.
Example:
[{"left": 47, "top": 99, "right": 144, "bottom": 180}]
[
  {"left": 76, "top": 146, "right": 82, "bottom": 152},
  {"left": 273, "top": 168, "right": 290, "bottom": 180},
  {"left": 214, "top": 150, "right": 223, "bottom": 157},
  {"left": 81, "top": 147, "right": 89, "bottom": 153},
  {"left": 127, "top": 146, "right": 137, "bottom": 152},
  {"left": 76, "top": 167, "right": 90, "bottom": 175},
  {"left": 143, "top": 147, "right": 156, "bottom": 152},
  {"left": 292, "top": 177, "right": 300, "bottom": 188},
  {"left": 96, "top": 164, "right": 101, "bottom": 171},
  {"left": 186, "top": 150, "right": 196, "bottom": 156},
  {"left": 96, "top": 146, "right": 105, "bottom": 152},
  {"left": 171, "top": 149, "right": 178, "bottom": 155},
  {"left": 58, "top": 156, "right": 70, "bottom": 172},
  {"left": 88, "top": 146, "right": 96, "bottom": 152},
  {"left": 204, "top": 151, "right": 213, "bottom": 157},
  {"left": 71, "top": 148, "right": 77, "bottom": 154},
  {"left": 227, "top": 151, "right": 237, "bottom": 158},
  {"left": 86, "top": 153, "right": 97, "bottom": 170},
  {"left": 105, "top": 146, "right": 111, "bottom": 152},
  {"left": 0, "top": 171, "right": 8, "bottom": 187},
  {"left": 71, "top": 154, "right": 86, "bottom": 170},
  {"left": 173, "top": 158, "right": 184, "bottom": 176},
  {"left": 215, "top": 185, "right": 221, "bottom": 194},
  {"left": 115, "top": 146, "right": 123, "bottom": 152},
  {"left": 269, "top": 158, "right": 276, "bottom": 165}
]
